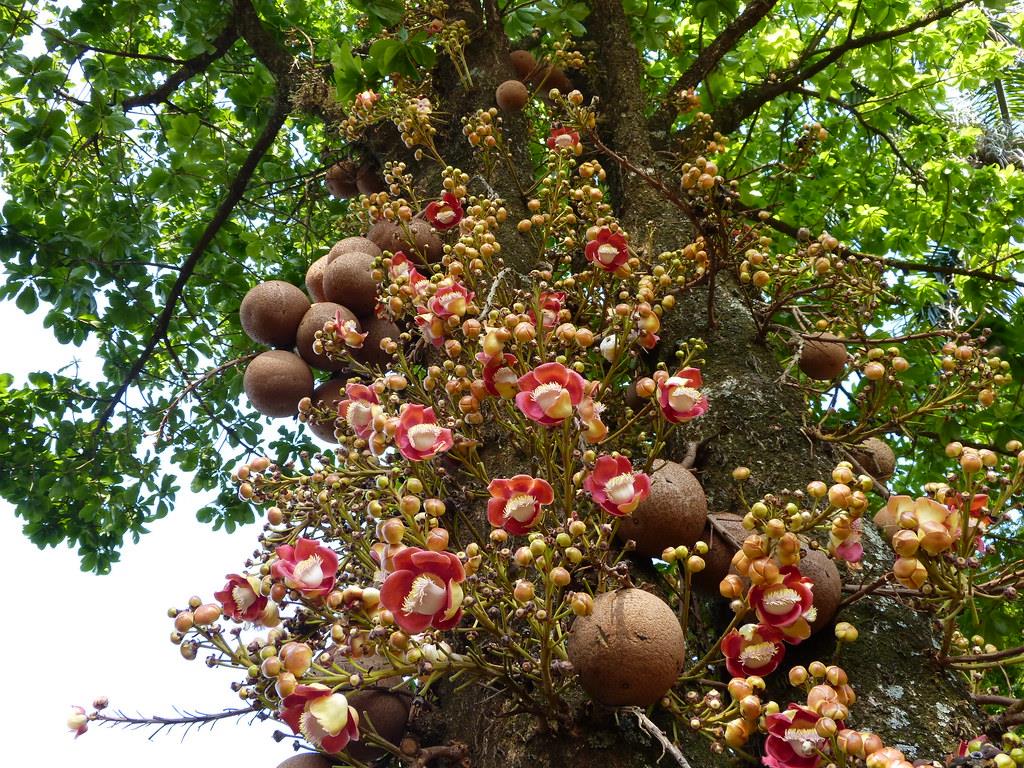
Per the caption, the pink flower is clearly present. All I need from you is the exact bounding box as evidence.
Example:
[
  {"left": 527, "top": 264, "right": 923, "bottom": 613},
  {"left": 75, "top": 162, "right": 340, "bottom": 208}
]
[
  {"left": 380, "top": 546, "right": 465, "bottom": 633},
  {"left": 68, "top": 706, "right": 88, "bottom": 738},
  {"left": 428, "top": 280, "right": 473, "bottom": 319},
  {"left": 338, "top": 383, "right": 379, "bottom": 440},
  {"left": 390, "top": 251, "right": 427, "bottom": 296},
  {"left": 583, "top": 455, "right": 651, "bottom": 516},
  {"left": 530, "top": 291, "right": 566, "bottom": 329},
  {"left": 515, "top": 362, "right": 586, "bottom": 426},
  {"left": 271, "top": 538, "right": 339, "bottom": 598},
  {"left": 337, "top": 316, "right": 367, "bottom": 349},
  {"left": 487, "top": 475, "right": 555, "bottom": 535},
  {"left": 547, "top": 127, "right": 580, "bottom": 150},
  {"left": 214, "top": 573, "right": 268, "bottom": 622},
  {"left": 584, "top": 228, "right": 629, "bottom": 273},
  {"left": 415, "top": 309, "right": 446, "bottom": 346},
  {"left": 749, "top": 566, "right": 814, "bottom": 640},
  {"left": 479, "top": 352, "right": 519, "bottom": 398},
  {"left": 657, "top": 367, "right": 709, "bottom": 423},
  {"left": 355, "top": 90, "right": 378, "bottom": 109},
  {"left": 424, "top": 192, "right": 464, "bottom": 230},
  {"left": 830, "top": 518, "right": 863, "bottom": 564},
  {"left": 395, "top": 404, "right": 454, "bottom": 461},
  {"left": 763, "top": 705, "right": 827, "bottom": 768},
  {"left": 721, "top": 623, "right": 785, "bottom": 677},
  {"left": 281, "top": 684, "right": 360, "bottom": 754}
]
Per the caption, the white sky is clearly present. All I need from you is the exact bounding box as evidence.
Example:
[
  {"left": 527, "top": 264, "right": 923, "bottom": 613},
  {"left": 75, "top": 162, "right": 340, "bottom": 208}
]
[{"left": 0, "top": 300, "right": 296, "bottom": 767}]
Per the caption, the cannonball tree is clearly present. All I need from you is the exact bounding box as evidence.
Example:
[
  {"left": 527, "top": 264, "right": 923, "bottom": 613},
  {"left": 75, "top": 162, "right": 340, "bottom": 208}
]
[{"left": 4, "top": 1, "right": 1024, "bottom": 767}]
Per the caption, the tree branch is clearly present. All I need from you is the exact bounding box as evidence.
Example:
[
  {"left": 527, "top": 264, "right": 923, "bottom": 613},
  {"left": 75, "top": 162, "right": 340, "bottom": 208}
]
[
  {"left": 654, "top": 0, "right": 780, "bottom": 131},
  {"left": 96, "top": 100, "right": 289, "bottom": 430},
  {"left": 750, "top": 212, "right": 1024, "bottom": 289},
  {"left": 701, "top": 0, "right": 971, "bottom": 136},
  {"left": 121, "top": 21, "right": 239, "bottom": 110}
]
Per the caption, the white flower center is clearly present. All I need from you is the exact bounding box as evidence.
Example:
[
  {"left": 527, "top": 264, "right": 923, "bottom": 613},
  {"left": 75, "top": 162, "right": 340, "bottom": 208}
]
[
  {"left": 300, "top": 709, "right": 329, "bottom": 747},
  {"left": 347, "top": 401, "right": 374, "bottom": 431},
  {"left": 409, "top": 423, "right": 443, "bottom": 450},
  {"left": 738, "top": 640, "right": 776, "bottom": 668},
  {"left": 761, "top": 586, "right": 800, "bottom": 615},
  {"left": 669, "top": 385, "right": 700, "bottom": 412},
  {"left": 495, "top": 367, "right": 517, "bottom": 387},
  {"left": 293, "top": 554, "right": 324, "bottom": 588},
  {"left": 555, "top": 133, "right": 574, "bottom": 148},
  {"left": 232, "top": 584, "right": 256, "bottom": 611},
  {"left": 784, "top": 728, "right": 824, "bottom": 756},
  {"left": 597, "top": 243, "right": 620, "bottom": 264},
  {"left": 504, "top": 494, "right": 537, "bottom": 523},
  {"left": 532, "top": 382, "right": 570, "bottom": 415},
  {"left": 402, "top": 573, "right": 447, "bottom": 616},
  {"left": 435, "top": 208, "right": 456, "bottom": 223},
  {"left": 605, "top": 473, "right": 636, "bottom": 505}
]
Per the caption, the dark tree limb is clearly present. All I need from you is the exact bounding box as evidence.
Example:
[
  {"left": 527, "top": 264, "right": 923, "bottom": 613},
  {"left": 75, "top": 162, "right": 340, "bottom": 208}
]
[
  {"left": 94, "top": 97, "right": 288, "bottom": 430},
  {"left": 698, "top": 0, "right": 971, "bottom": 136},
  {"left": 121, "top": 21, "right": 240, "bottom": 109},
  {"left": 653, "top": 0, "right": 780, "bottom": 131}
]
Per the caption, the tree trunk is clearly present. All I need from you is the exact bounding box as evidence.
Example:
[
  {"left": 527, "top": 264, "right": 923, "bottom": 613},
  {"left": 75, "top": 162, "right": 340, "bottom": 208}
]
[{"left": 352, "top": 0, "right": 983, "bottom": 763}]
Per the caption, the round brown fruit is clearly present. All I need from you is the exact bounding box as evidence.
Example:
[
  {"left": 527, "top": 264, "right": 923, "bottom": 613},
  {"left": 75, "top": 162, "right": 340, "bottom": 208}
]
[
  {"left": 509, "top": 49, "right": 537, "bottom": 81},
  {"left": 405, "top": 219, "right": 443, "bottom": 263},
  {"left": 367, "top": 218, "right": 401, "bottom": 252},
  {"left": 243, "top": 350, "right": 314, "bottom": 418},
  {"left": 567, "top": 588, "right": 685, "bottom": 707},
  {"left": 352, "top": 315, "right": 401, "bottom": 367},
  {"left": 305, "top": 255, "right": 330, "bottom": 303},
  {"left": 346, "top": 688, "right": 411, "bottom": 762},
  {"left": 798, "top": 333, "right": 848, "bottom": 380},
  {"left": 690, "top": 513, "right": 747, "bottom": 595},
  {"left": 275, "top": 755, "right": 332, "bottom": 768},
  {"left": 496, "top": 80, "right": 529, "bottom": 112},
  {"left": 325, "top": 160, "right": 359, "bottom": 199},
  {"left": 849, "top": 437, "right": 896, "bottom": 481},
  {"left": 307, "top": 378, "right": 346, "bottom": 443},
  {"left": 296, "top": 302, "right": 359, "bottom": 372},
  {"left": 616, "top": 461, "right": 707, "bottom": 557},
  {"left": 323, "top": 251, "right": 378, "bottom": 317},
  {"left": 798, "top": 548, "right": 842, "bottom": 633},
  {"left": 239, "top": 280, "right": 310, "bottom": 348},
  {"left": 327, "top": 237, "right": 381, "bottom": 263},
  {"left": 356, "top": 162, "right": 386, "bottom": 195}
]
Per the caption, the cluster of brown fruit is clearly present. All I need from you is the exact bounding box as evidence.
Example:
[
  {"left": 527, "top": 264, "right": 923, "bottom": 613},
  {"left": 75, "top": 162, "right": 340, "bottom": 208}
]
[
  {"left": 494, "top": 49, "right": 574, "bottom": 112},
  {"left": 239, "top": 232, "right": 402, "bottom": 442},
  {"left": 323, "top": 158, "right": 386, "bottom": 199}
]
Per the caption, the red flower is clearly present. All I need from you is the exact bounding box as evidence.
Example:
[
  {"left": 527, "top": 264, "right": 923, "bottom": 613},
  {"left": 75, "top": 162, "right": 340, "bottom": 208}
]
[
  {"left": 584, "top": 228, "right": 629, "bottom": 273},
  {"left": 583, "top": 455, "right": 651, "bottom": 516},
  {"left": 515, "top": 362, "right": 586, "bottom": 426},
  {"left": 487, "top": 475, "right": 555, "bottom": 535},
  {"left": 721, "top": 623, "right": 785, "bottom": 677},
  {"left": 281, "top": 684, "right": 360, "bottom": 754},
  {"left": 749, "top": 566, "right": 814, "bottom": 637},
  {"left": 424, "top": 192, "right": 464, "bottom": 230},
  {"left": 338, "top": 383, "right": 379, "bottom": 440},
  {"left": 479, "top": 352, "right": 519, "bottom": 398},
  {"left": 395, "top": 404, "right": 454, "bottom": 461},
  {"left": 272, "top": 538, "right": 339, "bottom": 598},
  {"left": 214, "top": 573, "right": 268, "bottom": 622},
  {"left": 335, "top": 312, "right": 367, "bottom": 349},
  {"left": 763, "top": 705, "right": 827, "bottom": 768},
  {"left": 380, "top": 546, "right": 465, "bottom": 633},
  {"left": 530, "top": 291, "right": 566, "bottom": 329},
  {"left": 547, "top": 127, "right": 580, "bottom": 150},
  {"left": 657, "top": 367, "right": 709, "bottom": 423},
  {"left": 577, "top": 392, "right": 608, "bottom": 444},
  {"left": 428, "top": 280, "right": 473, "bottom": 319}
]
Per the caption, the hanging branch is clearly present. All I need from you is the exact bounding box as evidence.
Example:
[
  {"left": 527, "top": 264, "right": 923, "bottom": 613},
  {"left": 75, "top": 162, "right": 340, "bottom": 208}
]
[{"left": 94, "top": 705, "right": 263, "bottom": 740}]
